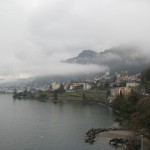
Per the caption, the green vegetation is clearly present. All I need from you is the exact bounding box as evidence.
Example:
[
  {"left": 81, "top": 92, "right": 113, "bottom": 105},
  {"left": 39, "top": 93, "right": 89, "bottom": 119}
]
[
  {"left": 112, "top": 92, "right": 150, "bottom": 132},
  {"left": 112, "top": 67, "right": 150, "bottom": 132},
  {"left": 53, "top": 83, "right": 65, "bottom": 100},
  {"left": 53, "top": 92, "right": 58, "bottom": 100},
  {"left": 54, "top": 83, "right": 65, "bottom": 94},
  {"left": 54, "top": 90, "right": 107, "bottom": 101},
  {"left": 82, "top": 93, "right": 86, "bottom": 100},
  {"left": 112, "top": 91, "right": 140, "bottom": 126},
  {"left": 13, "top": 90, "right": 50, "bottom": 100},
  {"left": 13, "top": 88, "right": 107, "bottom": 102},
  {"left": 83, "top": 90, "right": 106, "bottom": 100},
  {"left": 39, "top": 93, "right": 48, "bottom": 99},
  {"left": 142, "top": 66, "right": 150, "bottom": 93},
  {"left": 106, "top": 89, "right": 111, "bottom": 98},
  {"left": 132, "top": 98, "right": 150, "bottom": 130}
]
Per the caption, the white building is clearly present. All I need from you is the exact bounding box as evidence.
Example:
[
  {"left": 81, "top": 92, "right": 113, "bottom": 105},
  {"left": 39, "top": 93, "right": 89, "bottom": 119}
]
[{"left": 82, "top": 83, "right": 92, "bottom": 90}]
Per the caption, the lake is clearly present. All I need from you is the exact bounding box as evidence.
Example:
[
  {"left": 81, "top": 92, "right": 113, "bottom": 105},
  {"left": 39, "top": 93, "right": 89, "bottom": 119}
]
[{"left": 0, "top": 94, "right": 121, "bottom": 150}]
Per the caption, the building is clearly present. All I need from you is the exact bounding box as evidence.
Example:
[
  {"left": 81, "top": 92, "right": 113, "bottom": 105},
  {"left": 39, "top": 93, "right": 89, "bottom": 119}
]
[
  {"left": 51, "top": 82, "right": 61, "bottom": 91},
  {"left": 82, "top": 83, "right": 92, "bottom": 90},
  {"left": 109, "top": 87, "right": 132, "bottom": 103},
  {"left": 69, "top": 82, "right": 92, "bottom": 91},
  {"left": 111, "top": 87, "right": 132, "bottom": 97}
]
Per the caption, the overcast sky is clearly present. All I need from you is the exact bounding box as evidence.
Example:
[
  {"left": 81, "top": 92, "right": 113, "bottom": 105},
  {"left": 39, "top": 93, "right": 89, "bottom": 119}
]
[{"left": 0, "top": 0, "right": 150, "bottom": 82}]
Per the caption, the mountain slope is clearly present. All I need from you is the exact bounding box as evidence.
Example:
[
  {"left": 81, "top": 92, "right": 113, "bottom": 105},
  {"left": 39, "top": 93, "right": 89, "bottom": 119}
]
[
  {"left": 64, "top": 50, "right": 98, "bottom": 64},
  {"left": 64, "top": 46, "right": 150, "bottom": 74}
]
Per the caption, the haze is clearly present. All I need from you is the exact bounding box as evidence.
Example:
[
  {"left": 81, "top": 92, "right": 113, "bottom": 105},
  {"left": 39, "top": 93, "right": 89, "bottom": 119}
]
[{"left": 0, "top": 0, "right": 150, "bottom": 82}]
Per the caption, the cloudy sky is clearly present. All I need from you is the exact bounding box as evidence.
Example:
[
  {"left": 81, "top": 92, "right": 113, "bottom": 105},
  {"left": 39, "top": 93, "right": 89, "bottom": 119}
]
[{"left": 0, "top": 0, "right": 150, "bottom": 82}]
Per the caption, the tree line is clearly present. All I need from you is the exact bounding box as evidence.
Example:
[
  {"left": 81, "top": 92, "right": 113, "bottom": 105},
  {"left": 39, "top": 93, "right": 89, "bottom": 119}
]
[{"left": 112, "top": 67, "right": 150, "bottom": 131}]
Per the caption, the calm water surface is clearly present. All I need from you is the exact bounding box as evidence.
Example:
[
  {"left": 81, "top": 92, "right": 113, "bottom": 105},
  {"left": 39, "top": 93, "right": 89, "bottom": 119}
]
[{"left": 0, "top": 94, "right": 121, "bottom": 150}]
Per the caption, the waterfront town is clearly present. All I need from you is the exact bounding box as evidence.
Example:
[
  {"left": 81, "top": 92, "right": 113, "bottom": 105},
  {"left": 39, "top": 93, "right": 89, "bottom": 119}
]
[
  {"left": 7, "top": 67, "right": 149, "bottom": 149},
  {"left": 1, "top": 68, "right": 150, "bottom": 149},
  {"left": 0, "top": 71, "right": 143, "bottom": 101}
]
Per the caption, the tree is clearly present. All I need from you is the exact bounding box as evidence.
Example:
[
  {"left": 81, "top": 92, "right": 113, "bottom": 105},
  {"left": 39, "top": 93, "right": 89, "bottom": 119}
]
[
  {"left": 106, "top": 89, "right": 111, "bottom": 98},
  {"left": 53, "top": 83, "right": 65, "bottom": 100},
  {"left": 112, "top": 91, "right": 139, "bottom": 122},
  {"left": 131, "top": 97, "right": 150, "bottom": 130},
  {"left": 55, "top": 83, "right": 65, "bottom": 93},
  {"left": 127, "top": 90, "right": 140, "bottom": 105},
  {"left": 141, "top": 67, "right": 150, "bottom": 93},
  {"left": 39, "top": 93, "right": 48, "bottom": 99},
  {"left": 82, "top": 93, "right": 86, "bottom": 100},
  {"left": 104, "top": 81, "right": 109, "bottom": 89},
  {"left": 112, "top": 95, "right": 125, "bottom": 110},
  {"left": 53, "top": 92, "right": 58, "bottom": 100}
]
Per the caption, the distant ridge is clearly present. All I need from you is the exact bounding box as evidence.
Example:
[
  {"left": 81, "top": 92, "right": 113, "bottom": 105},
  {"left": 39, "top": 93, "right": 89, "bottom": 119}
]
[
  {"left": 64, "top": 46, "right": 150, "bottom": 74},
  {"left": 64, "top": 50, "right": 98, "bottom": 64},
  {"left": 78, "top": 50, "right": 97, "bottom": 58}
]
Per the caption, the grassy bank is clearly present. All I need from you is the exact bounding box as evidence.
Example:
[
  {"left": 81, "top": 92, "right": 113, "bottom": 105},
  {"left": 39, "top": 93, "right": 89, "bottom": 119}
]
[
  {"left": 58, "top": 90, "right": 107, "bottom": 101},
  {"left": 13, "top": 90, "right": 107, "bottom": 102}
]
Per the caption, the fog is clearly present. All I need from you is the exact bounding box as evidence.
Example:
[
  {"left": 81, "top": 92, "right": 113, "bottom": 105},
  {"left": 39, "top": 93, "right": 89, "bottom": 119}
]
[{"left": 0, "top": 0, "right": 150, "bottom": 82}]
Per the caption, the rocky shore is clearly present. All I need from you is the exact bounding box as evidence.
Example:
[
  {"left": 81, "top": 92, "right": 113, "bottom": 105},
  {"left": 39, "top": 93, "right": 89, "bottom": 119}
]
[
  {"left": 84, "top": 127, "right": 125, "bottom": 144},
  {"left": 84, "top": 127, "right": 150, "bottom": 149},
  {"left": 84, "top": 127, "right": 146, "bottom": 149}
]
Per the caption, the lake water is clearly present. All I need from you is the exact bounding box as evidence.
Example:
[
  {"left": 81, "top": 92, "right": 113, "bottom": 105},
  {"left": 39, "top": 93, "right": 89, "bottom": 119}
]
[{"left": 0, "top": 94, "right": 121, "bottom": 150}]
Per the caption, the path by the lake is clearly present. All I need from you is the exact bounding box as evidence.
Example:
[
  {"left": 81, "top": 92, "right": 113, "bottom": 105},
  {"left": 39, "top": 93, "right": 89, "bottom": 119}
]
[{"left": 97, "top": 130, "right": 132, "bottom": 139}]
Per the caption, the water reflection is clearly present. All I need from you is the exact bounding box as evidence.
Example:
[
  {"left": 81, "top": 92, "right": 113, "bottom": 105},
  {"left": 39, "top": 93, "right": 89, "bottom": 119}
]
[{"left": 0, "top": 95, "right": 117, "bottom": 150}]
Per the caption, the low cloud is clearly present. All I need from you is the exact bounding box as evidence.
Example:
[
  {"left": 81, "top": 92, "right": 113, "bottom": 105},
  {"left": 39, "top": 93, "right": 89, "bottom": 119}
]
[
  {"left": 0, "top": 62, "right": 107, "bottom": 83},
  {"left": 0, "top": 0, "right": 150, "bottom": 82},
  {"left": 32, "top": 63, "right": 107, "bottom": 76}
]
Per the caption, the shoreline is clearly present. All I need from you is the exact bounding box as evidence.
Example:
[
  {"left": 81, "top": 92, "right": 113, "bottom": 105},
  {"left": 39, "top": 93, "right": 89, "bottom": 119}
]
[
  {"left": 13, "top": 95, "right": 110, "bottom": 105},
  {"left": 97, "top": 130, "right": 150, "bottom": 148},
  {"left": 97, "top": 130, "right": 132, "bottom": 139}
]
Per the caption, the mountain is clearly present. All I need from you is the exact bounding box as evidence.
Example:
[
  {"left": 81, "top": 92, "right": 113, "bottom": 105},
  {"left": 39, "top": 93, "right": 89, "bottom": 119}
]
[
  {"left": 78, "top": 50, "right": 97, "bottom": 58},
  {"left": 64, "top": 46, "right": 150, "bottom": 74},
  {"left": 64, "top": 50, "right": 99, "bottom": 64}
]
